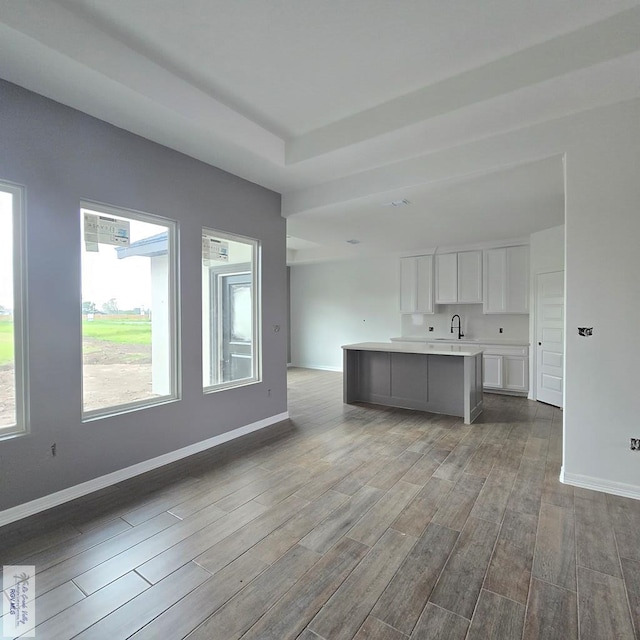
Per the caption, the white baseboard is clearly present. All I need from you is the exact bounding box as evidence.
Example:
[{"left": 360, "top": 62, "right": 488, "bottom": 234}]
[
  {"left": 0, "top": 411, "right": 290, "bottom": 528},
  {"left": 290, "top": 363, "right": 343, "bottom": 372},
  {"left": 561, "top": 468, "right": 640, "bottom": 501}
]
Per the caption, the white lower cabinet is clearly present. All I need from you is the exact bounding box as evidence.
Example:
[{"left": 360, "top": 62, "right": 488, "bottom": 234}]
[
  {"left": 396, "top": 338, "right": 530, "bottom": 395},
  {"left": 504, "top": 356, "right": 528, "bottom": 392},
  {"left": 482, "top": 354, "right": 503, "bottom": 389},
  {"left": 481, "top": 345, "right": 529, "bottom": 394}
]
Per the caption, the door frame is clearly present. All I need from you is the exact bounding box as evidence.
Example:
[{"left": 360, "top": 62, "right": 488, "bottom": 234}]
[
  {"left": 531, "top": 269, "right": 565, "bottom": 407},
  {"left": 220, "top": 272, "right": 253, "bottom": 383},
  {"left": 208, "top": 262, "right": 252, "bottom": 386}
]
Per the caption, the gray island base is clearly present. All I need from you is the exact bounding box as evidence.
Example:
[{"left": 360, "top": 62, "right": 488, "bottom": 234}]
[{"left": 342, "top": 342, "right": 483, "bottom": 425}]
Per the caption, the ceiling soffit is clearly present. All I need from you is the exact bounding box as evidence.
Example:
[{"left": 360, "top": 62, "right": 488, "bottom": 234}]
[
  {"left": 0, "top": 2, "right": 638, "bottom": 260},
  {"left": 0, "top": 4, "right": 637, "bottom": 179},
  {"left": 287, "top": 8, "right": 640, "bottom": 163}
]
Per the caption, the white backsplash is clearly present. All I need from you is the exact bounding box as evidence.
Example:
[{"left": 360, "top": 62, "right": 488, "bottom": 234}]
[{"left": 401, "top": 304, "right": 529, "bottom": 342}]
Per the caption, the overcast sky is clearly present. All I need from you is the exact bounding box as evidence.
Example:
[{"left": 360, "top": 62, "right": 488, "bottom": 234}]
[
  {"left": 81, "top": 212, "right": 163, "bottom": 310},
  {"left": 0, "top": 195, "right": 162, "bottom": 311}
]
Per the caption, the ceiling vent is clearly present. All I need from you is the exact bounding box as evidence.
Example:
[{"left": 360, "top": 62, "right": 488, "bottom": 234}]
[{"left": 385, "top": 198, "right": 410, "bottom": 207}]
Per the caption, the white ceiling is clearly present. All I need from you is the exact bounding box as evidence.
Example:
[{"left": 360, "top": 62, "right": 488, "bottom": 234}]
[
  {"left": 0, "top": 0, "right": 639, "bottom": 262},
  {"left": 287, "top": 156, "right": 565, "bottom": 261}
]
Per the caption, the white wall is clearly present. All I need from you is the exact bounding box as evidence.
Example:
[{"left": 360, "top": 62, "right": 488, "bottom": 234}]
[
  {"left": 290, "top": 258, "right": 400, "bottom": 370},
  {"left": 401, "top": 304, "right": 528, "bottom": 342},
  {"left": 562, "top": 100, "right": 640, "bottom": 496},
  {"left": 290, "top": 253, "right": 529, "bottom": 372},
  {"left": 530, "top": 225, "right": 565, "bottom": 275}
]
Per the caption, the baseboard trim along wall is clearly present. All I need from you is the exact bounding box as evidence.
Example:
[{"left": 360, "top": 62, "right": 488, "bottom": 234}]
[
  {"left": 561, "top": 468, "right": 640, "bottom": 501},
  {"left": 0, "top": 411, "right": 290, "bottom": 528},
  {"left": 291, "top": 363, "right": 343, "bottom": 373}
]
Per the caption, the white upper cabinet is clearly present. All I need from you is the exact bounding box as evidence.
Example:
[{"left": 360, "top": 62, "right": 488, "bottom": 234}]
[
  {"left": 400, "top": 257, "right": 417, "bottom": 312},
  {"left": 483, "top": 245, "right": 529, "bottom": 314},
  {"left": 435, "top": 253, "right": 458, "bottom": 303},
  {"left": 415, "top": 256, "right": 434, "bottom": 313},
  {"left": 506, "top": 245, "right": 529, "bottom": 313},
  {"left": 484, "top": 248, "right": 507, "bottom": 312},
  {"left": 458, "top": 251, "right": 483, "bottom": 303},
  {"left": 400, "top": 255, "right": 434, "bottom": 314},
  {"left": 435, "top": 250, "right": 482, "bottom": 304}
]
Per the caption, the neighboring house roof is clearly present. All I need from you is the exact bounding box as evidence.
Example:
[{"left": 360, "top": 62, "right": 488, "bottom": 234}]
[{"left": 116, "top": 232, "right": 168, "bottom": 259}]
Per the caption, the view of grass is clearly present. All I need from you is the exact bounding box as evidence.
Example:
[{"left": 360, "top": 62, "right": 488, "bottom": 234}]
[
  {"left": 0, "top": 318, "right": 13, "bottom": 366},
  {"left": 0, "top": 316, "right": 152, "bottom": 367},
  {"left": 82, "top": 316, "right": 152, "bottom": 345}
]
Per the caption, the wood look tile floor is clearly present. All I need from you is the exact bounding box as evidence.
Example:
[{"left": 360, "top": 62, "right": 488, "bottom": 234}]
[{"left": 1, "top": 368, "right": 639, "bottom": 639}]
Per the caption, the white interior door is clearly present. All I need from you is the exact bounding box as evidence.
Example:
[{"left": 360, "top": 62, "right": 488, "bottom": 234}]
[{"left": 536, "top": 271, "right": 564, "bottom": 408}]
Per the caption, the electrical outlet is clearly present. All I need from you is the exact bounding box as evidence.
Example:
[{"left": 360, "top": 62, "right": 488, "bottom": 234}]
[
  {"left": 499, "top": 327, "right": 503, "bottom": 334},
  {"left": 428, "top": 327, "right": 434, "bottom": 332},
  {"left": 630, "top": 438, "right": 640, "bottom": 451},
  {"left": 51, "top": 443, "right": 57, "bottom": 457}
]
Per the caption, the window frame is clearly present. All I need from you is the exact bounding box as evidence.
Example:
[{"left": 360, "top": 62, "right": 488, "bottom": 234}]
[
  {"left": 80, "top": 200, "right": 180, "bottom": 421},
  {"left": 0, "top": 180, "right": 28, "bottom": 440},
  {"left": 202, "top": 227, "right": 262, "bottom": 393}
]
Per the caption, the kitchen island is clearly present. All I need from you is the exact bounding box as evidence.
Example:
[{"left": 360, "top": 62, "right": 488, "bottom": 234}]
[{"left": 342, "top": 342, "right": 483, "bottom": 424}]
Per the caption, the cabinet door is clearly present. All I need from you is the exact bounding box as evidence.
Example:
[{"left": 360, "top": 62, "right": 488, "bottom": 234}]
[
  {"left": 506, "top": 245, "right": 529, "bottom": 313},
  {"left": 399, "top": 257, "right": 417, "bottom": 312},
  {"left": 483, "top": 248, "right": 507, "bottom": 313},
  {"left": 415, "top": 255, "right": 434, "bottom": 313},
  {"left": 504, "top": 356, "right": 528, "bottom": 391},
  {"left": 458, "top": 250, "right": 483, "bottom": 303},
  {"left": 483, "top": 354, "right": 503, "bottom": 388},
  {"left": 435, "top": 253, "right": 458, "bottom": 303}
]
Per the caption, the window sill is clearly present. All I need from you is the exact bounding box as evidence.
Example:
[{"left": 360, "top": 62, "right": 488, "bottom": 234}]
[
  {"left": 203, "top": 378, "right": 261, "bottom": 394},
  {"left": 81, "top": 394, "right": 180, "bottom": 423},
  {"left": 0, "top": 426, "right": 28, "bottom": 442}
]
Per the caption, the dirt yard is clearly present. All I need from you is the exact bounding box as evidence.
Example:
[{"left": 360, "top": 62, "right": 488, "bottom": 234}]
[
  {"left": 0, "top": 339, "right": 158, "bottom": 425},
  {"left": 0, "top": 366, "right": 16, "bottom": 427}
]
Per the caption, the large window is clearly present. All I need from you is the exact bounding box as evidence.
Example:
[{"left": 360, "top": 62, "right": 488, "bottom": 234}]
[
  {"left": 81, "top": 203, "right": 178, "bottom": 417},
  {"left": 202, "top": 229, "right": 260, "bottom": 391},
  {"left": 0, "top": 181, "right": 27, "bottom": 438}
]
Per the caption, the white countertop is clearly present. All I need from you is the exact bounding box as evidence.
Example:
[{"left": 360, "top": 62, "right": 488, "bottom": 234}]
[
  {"left": 342, "top": 341, "right": 483, "bottom": 357},
  {"left": 390, "top": 336, "right": 529, "bottom": 347}
]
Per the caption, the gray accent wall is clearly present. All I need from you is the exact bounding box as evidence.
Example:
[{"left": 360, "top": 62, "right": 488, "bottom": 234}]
[{"left": 0, "top": 80, "right": 286, "bottom": 511}]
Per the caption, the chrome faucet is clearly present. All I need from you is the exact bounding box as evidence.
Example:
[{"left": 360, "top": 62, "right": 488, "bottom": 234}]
[{"left": 451, "top": 314, "right": 464, "bottom": 339}]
